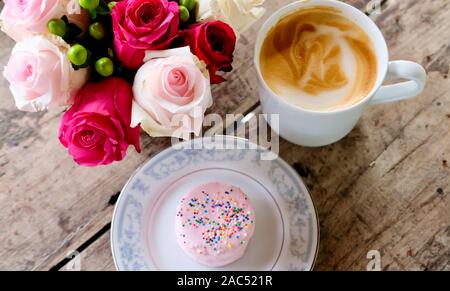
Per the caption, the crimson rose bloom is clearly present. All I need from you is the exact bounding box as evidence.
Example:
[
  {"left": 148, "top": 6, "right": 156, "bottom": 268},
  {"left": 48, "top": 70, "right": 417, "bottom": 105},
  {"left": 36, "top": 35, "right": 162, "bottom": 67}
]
[
  {"left": 112, "top": 0, "right": 179, "bottom": 70},
  {"left": 59, "top": 78, "right": 141, "bottom": 167},
  {"left": 182, "top": 21, "right": 237, "bottom": 84}
]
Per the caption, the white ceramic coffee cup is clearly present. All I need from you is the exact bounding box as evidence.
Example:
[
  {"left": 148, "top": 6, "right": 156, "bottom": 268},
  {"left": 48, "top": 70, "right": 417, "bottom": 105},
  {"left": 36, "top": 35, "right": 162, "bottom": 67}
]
[{"left": 254, "top": 0, "right": 427, "bottom": 147}]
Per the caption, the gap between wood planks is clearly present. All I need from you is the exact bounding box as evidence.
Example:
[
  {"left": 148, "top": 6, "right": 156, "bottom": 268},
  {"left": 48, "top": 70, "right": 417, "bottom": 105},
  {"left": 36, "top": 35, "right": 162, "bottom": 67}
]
[{"left": 53, "top": 0, "right": 389, "bottom": 271}]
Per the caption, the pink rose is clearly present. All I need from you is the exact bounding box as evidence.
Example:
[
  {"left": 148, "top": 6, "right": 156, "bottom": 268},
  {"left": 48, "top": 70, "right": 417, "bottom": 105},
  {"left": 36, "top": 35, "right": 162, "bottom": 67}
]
[
  {"left": 0, "top": 0, "right": 67, "bottom": 41},
  {"left": 112, "top": 0, "right": 180, "bottom": 70},
  {"left": 3, "top": 35, "right": 88, "bottom": 112},
  {"left": 131, "top": 47, "right": 213, "bottom": 138},
  {"left": 59, "top": 78, "right": 141, "bottom": 167}
]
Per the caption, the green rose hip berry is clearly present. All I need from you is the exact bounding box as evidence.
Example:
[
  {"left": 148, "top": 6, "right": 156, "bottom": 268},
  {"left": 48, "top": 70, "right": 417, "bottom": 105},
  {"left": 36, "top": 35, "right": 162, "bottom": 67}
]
[
  {"left": 180, "top": 0, "right": 196, "bottom": 12},
  {"left": 68, "top": 44, "right": 88, "bottom": 66},
  {"left": 89, "top": 22, "right": 106, "bottom": 40},
  {"left": 95, "top": 57, "right": 114, "bottom": 77},
  {"left": 179, "top": 6, "right": 190, "bottom": 23},
  {"left": 79, "top": 0, "right": 99, "bottom": 10},
  {"left": 47, "top": 19, "right": 67, "bottom": 37}
]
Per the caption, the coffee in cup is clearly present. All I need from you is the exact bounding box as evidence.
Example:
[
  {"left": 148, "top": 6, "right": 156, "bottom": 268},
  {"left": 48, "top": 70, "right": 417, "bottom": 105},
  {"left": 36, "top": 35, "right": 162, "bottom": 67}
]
[
  {"left": 255, "top": 0, "right": 426, "bottom": 147},
  {"left": 260, "top": 6, "right": 378, "bottom": 111}
]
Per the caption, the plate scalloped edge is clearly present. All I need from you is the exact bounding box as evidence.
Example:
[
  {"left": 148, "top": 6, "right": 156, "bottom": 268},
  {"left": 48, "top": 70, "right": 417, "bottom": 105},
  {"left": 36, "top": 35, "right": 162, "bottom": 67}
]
[{"left": 111, "top": 135, "right": 319, "bottom": 271}]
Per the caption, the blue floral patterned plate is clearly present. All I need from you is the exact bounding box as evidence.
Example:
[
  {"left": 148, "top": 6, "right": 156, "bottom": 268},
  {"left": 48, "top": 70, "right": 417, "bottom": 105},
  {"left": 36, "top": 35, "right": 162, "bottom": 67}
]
[{"left": 111, "top": 136, "right": 319, "bottom": 271}]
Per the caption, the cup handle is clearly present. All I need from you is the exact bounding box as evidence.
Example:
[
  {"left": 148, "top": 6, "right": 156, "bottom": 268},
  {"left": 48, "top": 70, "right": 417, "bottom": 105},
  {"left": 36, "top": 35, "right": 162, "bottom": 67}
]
[{"left": 370, "top": 61, "right": 427, "bottom": 105}]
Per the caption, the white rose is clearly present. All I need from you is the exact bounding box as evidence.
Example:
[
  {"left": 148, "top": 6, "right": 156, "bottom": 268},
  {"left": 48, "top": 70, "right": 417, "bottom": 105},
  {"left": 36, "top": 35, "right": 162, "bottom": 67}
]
[
  {"left": 197, "top": 0, "right": 266, "bottom": 34},
  {"left": 3, "top": 35, "right": 89, "bottom": 112},
  {"left": 132, "top": 47, "right": 213, "bottom": 139}
]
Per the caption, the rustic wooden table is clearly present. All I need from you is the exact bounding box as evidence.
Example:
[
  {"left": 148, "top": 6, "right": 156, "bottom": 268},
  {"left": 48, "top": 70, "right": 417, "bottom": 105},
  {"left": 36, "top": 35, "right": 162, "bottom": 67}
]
[{"left": 0, "top": 0, "right": 449, "bottom": 271}]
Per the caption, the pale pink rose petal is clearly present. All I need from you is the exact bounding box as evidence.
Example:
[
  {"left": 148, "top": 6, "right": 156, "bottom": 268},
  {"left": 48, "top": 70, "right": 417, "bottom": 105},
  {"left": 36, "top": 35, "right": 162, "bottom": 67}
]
[
  {"left": 132, "top": 46, "right": 213, "bottom": 138},
  {"left": 3, "top": 35, "right": 88, "bottom": 112},
  {"left": 0, "top": 0, "right": 89, "bottom": 41}
]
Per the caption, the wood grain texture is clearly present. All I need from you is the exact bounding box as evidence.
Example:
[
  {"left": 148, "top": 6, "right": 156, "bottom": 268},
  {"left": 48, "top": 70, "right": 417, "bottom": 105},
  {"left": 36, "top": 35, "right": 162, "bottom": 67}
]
[
  {"left": 74, "top": 0, "right": 450, "bottom": 271},
  {"left": 75, "top": 94, "right": 450, "bottom": 271},
  {"left": 0, "top": 0, "right": 314, "bottom": 271},
  {"left": 2, "top": 0, "right": 449, "bottom": 271}
]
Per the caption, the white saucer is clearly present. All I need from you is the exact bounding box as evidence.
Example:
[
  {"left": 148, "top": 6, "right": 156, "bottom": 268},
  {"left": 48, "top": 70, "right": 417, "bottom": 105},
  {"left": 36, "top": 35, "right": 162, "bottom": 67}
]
[{"left": 111, "top": 136, "right": 319, "bottom": 271}]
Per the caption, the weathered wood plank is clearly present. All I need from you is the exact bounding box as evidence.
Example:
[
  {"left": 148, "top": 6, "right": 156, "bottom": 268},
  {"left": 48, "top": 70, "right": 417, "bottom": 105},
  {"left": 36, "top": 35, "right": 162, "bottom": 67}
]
[
  {"left": 207, "top": 0, "right": 450, "bottom": 271},
  {"left": 310, "top": 0, "right": 450, "bottom": 270},
  {"left": 10, "top": 0, "right": 450, "bottom": 271},
  {"left": 71, "top": 0, "right": 450, "bottom": 271},
  {"left": 1, "top": 0, "right": 328, "bottom": 271},
  {"left": 71, "top": 92, "right": 450, "bottom": 271},
  {"left": 312, "top": 77, "right": 450, "bottom": 270},
  {"left": 74, "top": 1, "right": 450, "bottom": 271}
]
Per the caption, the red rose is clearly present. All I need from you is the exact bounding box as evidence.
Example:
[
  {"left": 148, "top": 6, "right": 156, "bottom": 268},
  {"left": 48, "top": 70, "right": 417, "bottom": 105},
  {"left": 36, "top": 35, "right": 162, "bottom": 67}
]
[
  {"left": 59, "top": 78, "right": 141, "bottom": 167},
  {"left": 112, "top": 0, "right": 179, "bottom": 70},
  {"left": 182, "top": 21, "right": 237, "bottom": 84}
]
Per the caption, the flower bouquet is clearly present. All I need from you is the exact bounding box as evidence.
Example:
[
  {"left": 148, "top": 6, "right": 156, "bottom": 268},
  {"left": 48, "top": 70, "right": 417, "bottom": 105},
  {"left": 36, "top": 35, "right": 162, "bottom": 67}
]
[{"left": 1, "top": 0, "right": 265, "bottom": 166}]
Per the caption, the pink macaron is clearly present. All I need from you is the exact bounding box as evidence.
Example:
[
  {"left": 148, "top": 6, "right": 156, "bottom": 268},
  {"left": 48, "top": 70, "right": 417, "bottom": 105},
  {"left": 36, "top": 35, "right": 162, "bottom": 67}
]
[{"left": 175, "top": 182, "right": 256, "bottom": 267}]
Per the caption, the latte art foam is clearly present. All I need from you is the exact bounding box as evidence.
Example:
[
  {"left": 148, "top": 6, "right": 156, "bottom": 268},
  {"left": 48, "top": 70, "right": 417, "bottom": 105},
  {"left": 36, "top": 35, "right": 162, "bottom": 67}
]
[{"left": 260, "top": 7, "right": 378, "bottom": 111}]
